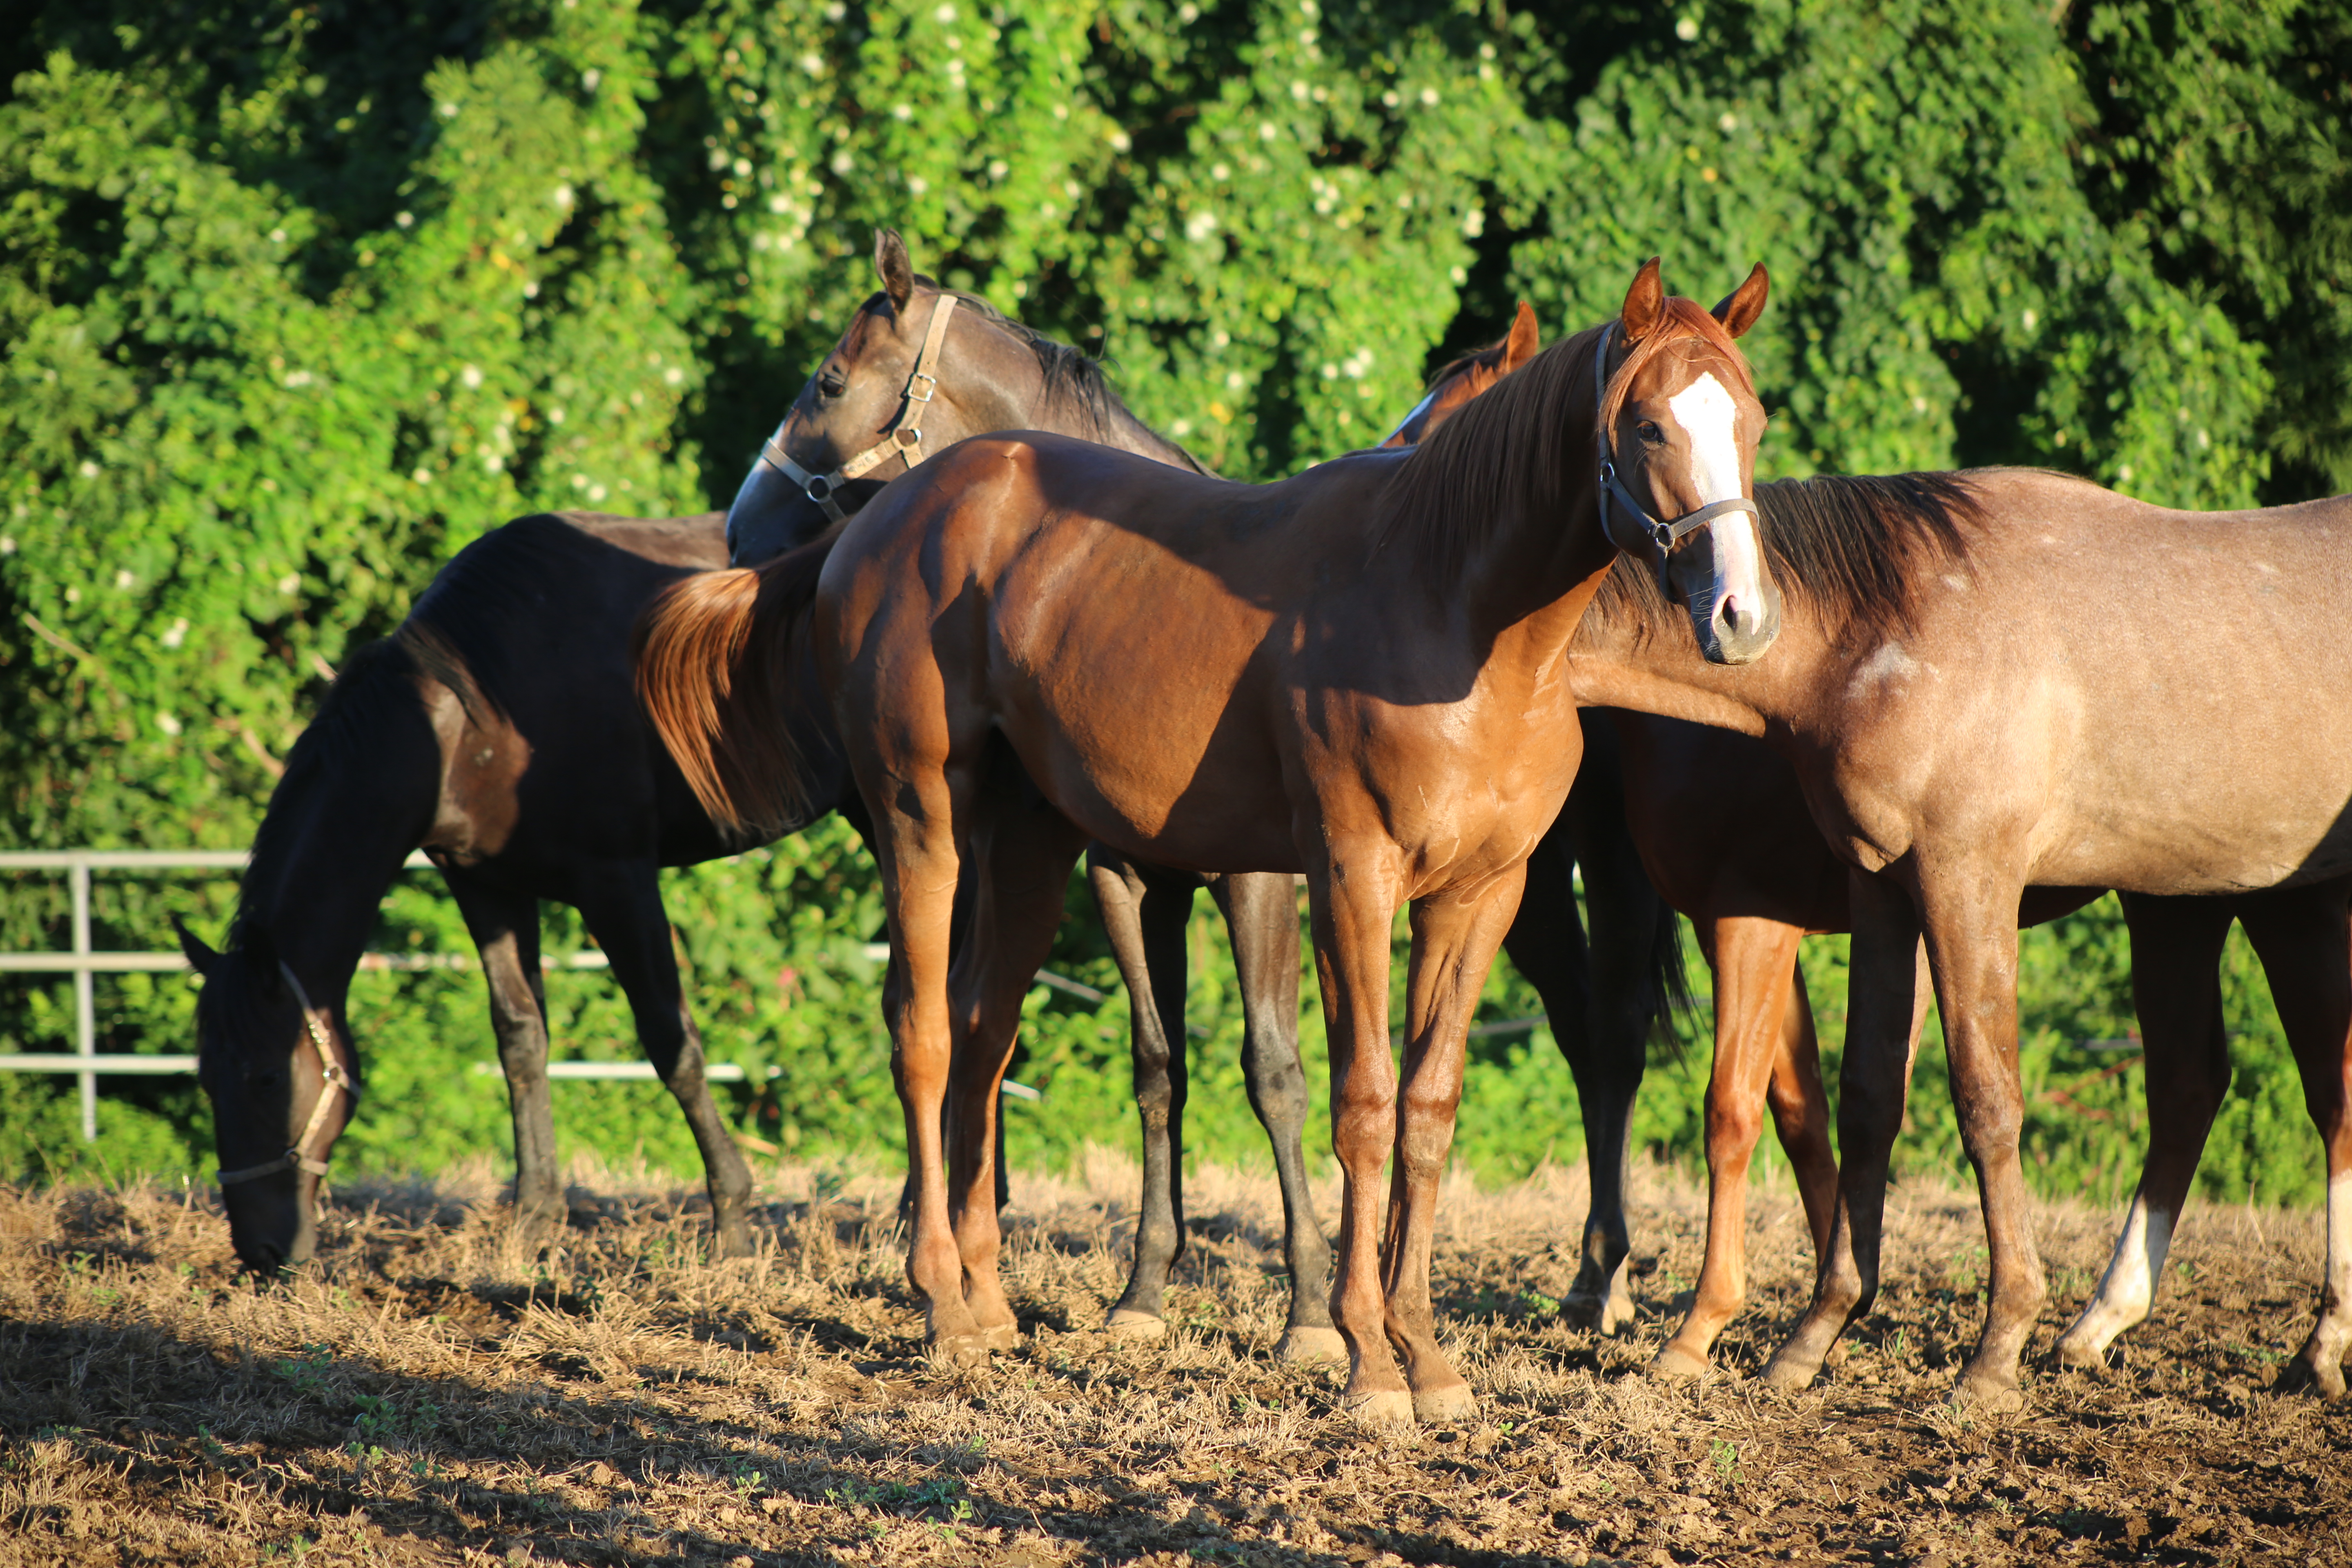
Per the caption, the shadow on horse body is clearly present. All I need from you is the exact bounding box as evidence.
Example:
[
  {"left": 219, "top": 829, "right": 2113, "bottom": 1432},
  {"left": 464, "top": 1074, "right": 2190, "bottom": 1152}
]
[
  {"left": 178, "top": 512, "right": 850, "bottom": 1273},
  {"left": 1409, "top": 319, "right": 2352, "bottom": 1394},
  {"left": 1567, "top": 467, "right": 2352, "bottom": 1405},
  {"left": 724, "top": 231, "right": 1354, "bottom": 1354},
  {"left": 642, "top": 260, "right": 1780, "bottom": 1425}
]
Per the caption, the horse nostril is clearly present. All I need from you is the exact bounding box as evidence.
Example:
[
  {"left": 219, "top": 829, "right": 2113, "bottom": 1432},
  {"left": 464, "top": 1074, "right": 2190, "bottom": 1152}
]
[{"left": 1717, "top": 595, "right": 1753, "bottom": 637}]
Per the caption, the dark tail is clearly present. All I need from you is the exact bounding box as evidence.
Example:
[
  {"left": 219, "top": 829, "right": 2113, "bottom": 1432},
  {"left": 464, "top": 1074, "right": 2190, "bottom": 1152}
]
[
  {"left": 1644, "top": 895, "right": 1698, "bottom": 1055},
  {"left": 633, "top": 522, "right": 843, "bottom": 835}
]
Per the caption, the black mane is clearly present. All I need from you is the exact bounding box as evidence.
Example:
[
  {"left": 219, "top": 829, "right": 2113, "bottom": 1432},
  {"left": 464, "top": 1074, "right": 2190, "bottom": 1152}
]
[
  {"left": 913, "top": 281, "right": 1209, "bottom": 475},
  {"left": 1592, "top": 469, "right": 1987, "bottom": 642}
]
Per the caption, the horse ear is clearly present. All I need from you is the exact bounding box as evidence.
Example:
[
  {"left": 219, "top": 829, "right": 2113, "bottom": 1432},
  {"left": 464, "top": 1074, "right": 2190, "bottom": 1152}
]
[
  {"left": 1500, "top": 302, "right": 1541, "bottom": 374},
  {"left": 874, "top": 229, "right": 914, "bottom": 315},
  {"left": 1711, "top": 263, "right": 1769, "bottom": 339},
  {"left": 172, "top": 915, "right": 221, "bottom": 979},
  {"left": 1619, "top": 257, "right": 1665, "bottom": 341}
]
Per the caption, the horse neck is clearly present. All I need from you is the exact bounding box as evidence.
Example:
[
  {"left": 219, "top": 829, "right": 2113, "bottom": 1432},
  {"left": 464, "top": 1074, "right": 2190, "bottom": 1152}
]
[
  {"left": 952, "top": 320, "right": 1200, "bottom": 473},
  {"left": 235, "top": 731, "right": 438, "bottom": 1009},
  {"left": 1568, "top": 586, "right": 1841, "bottom": 739}
]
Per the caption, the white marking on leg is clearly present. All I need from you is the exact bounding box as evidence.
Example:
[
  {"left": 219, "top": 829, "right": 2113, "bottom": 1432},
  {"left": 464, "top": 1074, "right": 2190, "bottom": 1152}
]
[
  {"left": 1666, "top": 372, "right": 1763, "bottom": 623},
  {"left": 2060, "top": 1194, "right": 2171, "bottom": 1359}
]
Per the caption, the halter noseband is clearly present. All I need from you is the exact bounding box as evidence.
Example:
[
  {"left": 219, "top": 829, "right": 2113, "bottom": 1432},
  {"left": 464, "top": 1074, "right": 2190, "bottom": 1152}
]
[
  {"left": 755, "top": 292, "right": 961, "bottom": 522},
  {"left": 216, "top": 960, "right": 351, "bottom": 1187},
  {"left": 1591, "top": 321, "right": 1761, "bottom": 570}
]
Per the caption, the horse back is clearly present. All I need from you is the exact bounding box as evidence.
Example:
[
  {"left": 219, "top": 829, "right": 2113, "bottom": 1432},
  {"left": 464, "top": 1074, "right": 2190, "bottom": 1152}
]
[{"left": 404, "top": 511, "right": 739, "bottom": 879}]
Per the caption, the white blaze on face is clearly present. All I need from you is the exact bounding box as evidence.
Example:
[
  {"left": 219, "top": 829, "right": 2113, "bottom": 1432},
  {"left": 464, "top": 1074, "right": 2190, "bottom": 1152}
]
[
  {"left": 2058, "top": 1193, "right": 2172, "bottom": 1359},
  {"left": 1381, "top": 387, "right": 1439, "bottom": 445},
  {"left": 1666, "top": 371, "right": 1764, "bottom": 624}
]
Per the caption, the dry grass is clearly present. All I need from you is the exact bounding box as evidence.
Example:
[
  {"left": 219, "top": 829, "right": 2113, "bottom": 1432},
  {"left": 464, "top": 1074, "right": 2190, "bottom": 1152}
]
[{"left": 2, "top": 1149, "right": 2346, "bottom": 1567}]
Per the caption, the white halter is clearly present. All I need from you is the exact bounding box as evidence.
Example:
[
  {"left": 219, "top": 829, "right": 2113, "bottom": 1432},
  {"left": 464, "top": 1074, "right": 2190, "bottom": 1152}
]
[{"left": 755, "top": 292, "right": 961, "bottom": 521}]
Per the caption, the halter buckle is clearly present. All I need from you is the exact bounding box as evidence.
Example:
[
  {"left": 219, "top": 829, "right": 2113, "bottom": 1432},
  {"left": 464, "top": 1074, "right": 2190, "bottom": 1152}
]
[{"left": 905, "top": 371, "right": 939, "bottom": 404}]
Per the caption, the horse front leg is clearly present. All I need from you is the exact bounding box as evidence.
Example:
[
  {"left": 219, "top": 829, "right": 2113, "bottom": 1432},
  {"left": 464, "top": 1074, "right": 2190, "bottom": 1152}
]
[
  {"left": 1763, "top": 867, "right": 1929, "bottom": 1392},
  {"left": 2236, "top": 881, "right": 2352, "bottom": 1401},
  {"left": 1210, "top": 869, "right": 1339, "bottom": 1362},
  {"left": 1308, "top": 846, "right": 1412, "bottom": 1424},
  {"left": 945, "top": 788, "right": 1090, "bottom": 1352},
  {"left": 1917, "top": 860, "right": 2042, "bottom": 1410},
  {"left": 572, "top": 862, "right": 756, "bottom": 1259},
  {"left": 1088, "top": 848, "right": 1194, "bottom": 1340},
  {"left": 1383, "top": 863, "right": 1527, "bottom": 1425},
  {"left": 2056, "top": 891, "right": 2234, "bottom": 1369},
  {"left": 446, "top": 871, "right": 563, "bottom": 1247},
  {"left": 1654, "top": 913, "right": 1805, "bottom": 1380}
]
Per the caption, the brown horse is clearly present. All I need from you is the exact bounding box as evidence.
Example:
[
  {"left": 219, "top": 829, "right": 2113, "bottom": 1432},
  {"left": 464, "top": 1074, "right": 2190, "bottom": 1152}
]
[
  {"left": 641, "top": 260, "right": 1780, "bottom": 1423},
  {"left": 1564, "top": 470, "right": 2352, "bottom": 1405}
]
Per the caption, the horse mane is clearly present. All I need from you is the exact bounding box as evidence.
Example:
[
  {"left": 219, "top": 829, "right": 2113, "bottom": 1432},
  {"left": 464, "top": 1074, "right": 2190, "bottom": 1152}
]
[
  {"left": 896, "top": 281, "right": 1209, "bottom": 475},
  {"left": 1589, "top": 470, "right": 1987, "bottom": 642},
  {"left": 228, "top": 635, "right": 421, "bottom": 948},
  {"left": 1376, "top": 302, "right": 1758, "bottom": 579},
  {"left": 1374, "top": 323, "right": 1608, "bottom": 578}
]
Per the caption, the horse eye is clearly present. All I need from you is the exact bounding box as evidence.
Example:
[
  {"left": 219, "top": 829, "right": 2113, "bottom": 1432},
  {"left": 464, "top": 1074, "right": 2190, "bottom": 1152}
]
[
  {"left": 817, "top": 370, "right": 847, "bottom": 400},
  {"left": 1636, "top": 421, "right": 1666, "bottom": 446}
]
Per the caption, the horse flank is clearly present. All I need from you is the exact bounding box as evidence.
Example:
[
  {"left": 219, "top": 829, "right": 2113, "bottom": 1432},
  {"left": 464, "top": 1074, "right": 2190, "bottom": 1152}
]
[
  {"left": 1589, "top": 468, "right": 1989, "bottom": 643},
  {"left": 634, "top": 522, "right": 841, "bottom": 835}
]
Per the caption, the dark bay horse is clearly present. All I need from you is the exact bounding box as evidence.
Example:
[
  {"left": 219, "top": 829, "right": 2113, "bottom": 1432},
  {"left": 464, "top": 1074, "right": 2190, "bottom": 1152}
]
[
  {"left": 641, "top": 261, "right": 1780, "bottom": 1424},
  {"left": 1566, "top": 470, "right": 2352, "bottom": 1405},
  {"left": 716, "top": 232, "right": 1687, "bottom": 1356},
  {"left": 177, "top": 513, "right": 842, "bottom": 1272}
]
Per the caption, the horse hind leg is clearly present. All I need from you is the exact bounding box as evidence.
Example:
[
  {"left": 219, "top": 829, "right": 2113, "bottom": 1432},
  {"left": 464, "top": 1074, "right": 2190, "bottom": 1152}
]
[
  {"left": 1212, "top": 869, "right": 1340, "bottom": 1363},
  {"left": 447, "top": 872, "right": 564, "bottom": 1247},
  {"left": 1653, "top": 914, "right": 1805, "bottom": 1381},
  {"left": 2055, "top": 891, "right": 2234, "bottom": 1369},
  {"left": 944, "top": 767, "right": 1091, "bottom": 1352},
  {"left": 574, "top": 863, "right": 757, "bottom": 1259},
  {"left": 2235, "top": 881, "right": 2352, "bottom": 1401},
  {"left": 1089, "top": 849, "right": 1194, "bottom": 1342},
  {"left": 1498, "top": 828, "right": 1631, "bottom": 1333}
]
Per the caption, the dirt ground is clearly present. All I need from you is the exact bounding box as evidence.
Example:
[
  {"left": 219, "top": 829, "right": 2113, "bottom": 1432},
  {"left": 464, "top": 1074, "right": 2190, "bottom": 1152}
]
[{"left": 2, "top": 1151, "right": 2345, "bottom": 1568}]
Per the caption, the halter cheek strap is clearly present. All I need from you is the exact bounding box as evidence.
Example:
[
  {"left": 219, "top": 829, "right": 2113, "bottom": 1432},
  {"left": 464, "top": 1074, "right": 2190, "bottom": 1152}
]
[
  {"left": 216, "top": 961, "right": 352, "bottom": 1187},
  {"left": 1591, "top": 322, "right": 1762, "bottom": 567},
  {"left": 756, "top": 292, "right": 961, "bottom": 522}
]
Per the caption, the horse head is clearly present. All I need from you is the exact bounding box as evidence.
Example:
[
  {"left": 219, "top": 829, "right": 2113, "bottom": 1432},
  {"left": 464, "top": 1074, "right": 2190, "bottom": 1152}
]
[
  {"left": 1600, "top": 258, "right": 1778, "bottom": 664},
  {"left": 178, "top": 918, "right": 356, "bottom": 1275},
  {"left": 728, "top": 230, "right": 1037, "bottom": 565},
  {"left": 1380, "top": 302, "right": 1541, "bottom": 449}
]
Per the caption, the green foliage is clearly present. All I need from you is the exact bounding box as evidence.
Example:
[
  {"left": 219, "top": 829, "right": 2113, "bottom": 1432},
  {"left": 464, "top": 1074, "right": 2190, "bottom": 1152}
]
[{"left": 0, "top": 1, "right": 2338, "bottom": 1211}]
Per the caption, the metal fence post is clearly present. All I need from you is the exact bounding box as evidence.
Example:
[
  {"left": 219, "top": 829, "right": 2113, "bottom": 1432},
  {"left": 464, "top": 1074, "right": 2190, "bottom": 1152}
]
[{"left": 72, "top": 857, "right": 96, "bottom": 1140}]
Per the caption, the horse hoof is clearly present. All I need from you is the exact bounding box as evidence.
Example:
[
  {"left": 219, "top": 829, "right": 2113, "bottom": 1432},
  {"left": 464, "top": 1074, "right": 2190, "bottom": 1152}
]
[
  {"left": 2052, "top": 1331, "right": 2106, "bottom": 1370},
  {"left": 1341, "top": 1390, "right": 1416, "bottom": 1430},
  {"left": 1276, "top": 1327, "right": 1348, "bottom": 1364},
  {"left": 1756, "top": 1352, "right": 1818, "bottom": 1393},
  {"left": 978, "top": 1321, "right": 1020, "bottom": 1351},
  {"left": 1411, "top": 1382, "right": 1477, "bottom": 1425},
  {"left": 2273, "top": 1357, "right": 2348, "bottom": 1402},
  {"left": 1648, "top": 1343, "right": 1708, "bottom": 1383},
  {"left": 927, "top": 1334, "right": 993, "bottom": 1368},
  {"left": 1104, "top": 1309, "right": 1167, "bottom": 1341},
  {"left": 1951, "top": 1374, "right": 2025, "bottom": 1414}
]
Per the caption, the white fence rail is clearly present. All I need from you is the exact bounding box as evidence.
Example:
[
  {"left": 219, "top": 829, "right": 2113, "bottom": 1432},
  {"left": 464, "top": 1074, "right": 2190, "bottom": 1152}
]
[{"left": 0, "top": 849, "right": 1052, "bottom": 1142}]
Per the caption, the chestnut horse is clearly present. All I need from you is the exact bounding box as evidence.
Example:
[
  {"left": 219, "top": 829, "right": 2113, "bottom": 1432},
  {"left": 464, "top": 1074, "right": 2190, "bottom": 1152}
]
[
  {"left": 718, "top": 233, "right": 1688, "bottom": 1354},
  {"left": 1566, "top": 470, "right": 2352, "bottom": 1405},
  {"left": 641, "top": 261, "right": 1780, "bottom": 1423}
]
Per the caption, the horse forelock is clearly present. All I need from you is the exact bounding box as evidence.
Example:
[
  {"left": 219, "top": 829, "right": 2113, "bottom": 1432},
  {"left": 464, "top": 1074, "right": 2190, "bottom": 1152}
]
[
  {"left": 1589, "top": 469, "right": 1986, "bottom": 642},
  {"left": 1598, "top": 296, "right": 1759, "bottom": 437}
]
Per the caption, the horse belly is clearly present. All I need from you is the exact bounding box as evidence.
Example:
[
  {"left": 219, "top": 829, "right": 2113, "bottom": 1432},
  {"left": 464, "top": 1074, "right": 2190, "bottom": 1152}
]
[{"left": 987, "top": 555, "right": 1298, "bottom": 874}]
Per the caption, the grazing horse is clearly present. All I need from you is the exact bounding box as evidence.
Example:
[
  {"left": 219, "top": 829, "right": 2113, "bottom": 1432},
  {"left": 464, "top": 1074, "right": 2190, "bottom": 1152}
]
[
  {"left": 1565, "top": 470, "right": 2352, "bottom": 1405},
  {"left": 717, "top": 232, "right": 1687, "bottom": 1354},
  {"left": 176, "top": 513, "right": 837, "bottom": 1272},
  {"left": 640, "top": 259, "right": 1779, "bottom": 1423}
]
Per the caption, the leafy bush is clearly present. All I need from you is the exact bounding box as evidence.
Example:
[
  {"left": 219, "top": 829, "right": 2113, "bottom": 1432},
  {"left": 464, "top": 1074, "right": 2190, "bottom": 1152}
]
[{"left": 4, "top": 1, "right": 2344, "bottom": 1208}]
